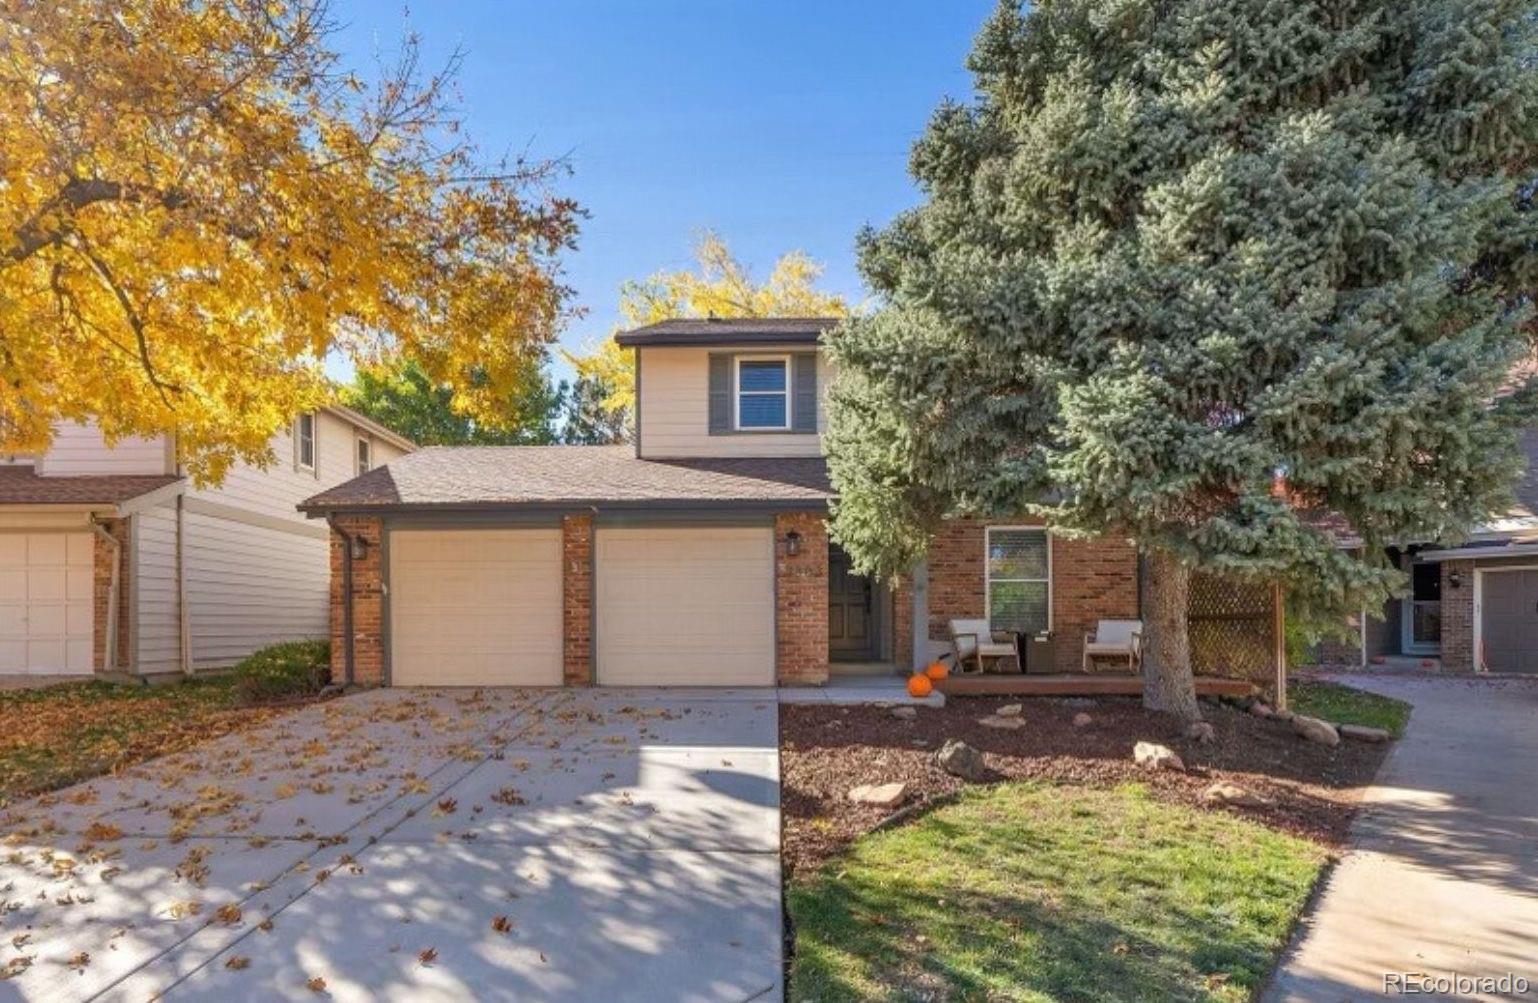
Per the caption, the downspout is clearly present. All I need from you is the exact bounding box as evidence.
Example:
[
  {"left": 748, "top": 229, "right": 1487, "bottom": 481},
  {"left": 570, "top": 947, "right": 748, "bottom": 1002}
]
[
  {"left": 327, "top": 515, "right": 356, "bottom": 687},
  {"left": 89, "top": 518, "right": 121, "bottom": 673}
]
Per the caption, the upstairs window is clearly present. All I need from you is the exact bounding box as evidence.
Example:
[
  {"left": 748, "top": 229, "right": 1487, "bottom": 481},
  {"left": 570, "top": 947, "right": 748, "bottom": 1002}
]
[
  {"left": 356, "top": 437, "right": 372, "bottom": 475},
  {"left": 735, "top": 356, "right": 789, "bottom": 430},
  {"left": 986, "top": 527, "right": 1051, "bottom": 635},
  {"left": 295, "top": 413, "right": 315, "bottom": 470}
]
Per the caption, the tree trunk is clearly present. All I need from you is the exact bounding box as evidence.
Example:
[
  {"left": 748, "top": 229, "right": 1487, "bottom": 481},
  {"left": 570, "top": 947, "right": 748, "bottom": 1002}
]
[{"left": 1140, "top": 550, "right": 1202, "bottom": 723}]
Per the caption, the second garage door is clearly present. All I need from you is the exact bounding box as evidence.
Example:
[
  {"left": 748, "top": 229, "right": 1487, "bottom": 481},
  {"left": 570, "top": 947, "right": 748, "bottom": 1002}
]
[
  {"left": 596, "top": 525, "right": 775, "bottom": 686},
  {"left": 389, "top": 528, "right": 562, "bottom": 686},
  {"left": 0, "top": 532, "right": 94, "bottom": 674},
  {"left": 1481, "top": 569, "right": 1538, "bottom": 673}
]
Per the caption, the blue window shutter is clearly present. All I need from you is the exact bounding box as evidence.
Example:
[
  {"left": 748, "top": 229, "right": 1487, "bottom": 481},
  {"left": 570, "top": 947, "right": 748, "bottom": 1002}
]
[
  {"left": 792, "top": 353, "right": 817, "bottom": 433},
  {"left": 708, "top": 354, "right": 732, "bottom": 435}
]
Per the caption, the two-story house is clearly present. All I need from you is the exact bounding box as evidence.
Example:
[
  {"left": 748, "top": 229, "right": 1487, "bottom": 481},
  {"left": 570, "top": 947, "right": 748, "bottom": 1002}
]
[
  {"left": 301, "top": 318, "right": 1142, "bottom": 688},
  {"left": 0, "top": 407, "right": 413, "bottom": 677}
]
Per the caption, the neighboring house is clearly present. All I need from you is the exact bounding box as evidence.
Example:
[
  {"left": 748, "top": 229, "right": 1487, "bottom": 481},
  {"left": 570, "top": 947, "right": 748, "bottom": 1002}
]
[
  {"left": 301, "top": 318, "right": 1140, "bottom": 687},
  {"left": 0, "top": 407, "right": 412, "bottom": 677},
  {"left": 1318, "top": 426, "right": 1538, "bottom": 674}
]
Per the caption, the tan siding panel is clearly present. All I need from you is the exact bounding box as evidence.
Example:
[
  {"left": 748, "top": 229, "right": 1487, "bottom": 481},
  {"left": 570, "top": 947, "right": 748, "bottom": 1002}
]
[
  {"left": 37, "top": 422, "right": 167, "bottom": 476},
  {"left": 389, "top": 529, "right": 562, "bottom": 686},
  {"left": 637, "top": 346, "right": 828, "bottom": 458},
  {"left": 595, "top": 526, "right": 774, "bottom": 685}
]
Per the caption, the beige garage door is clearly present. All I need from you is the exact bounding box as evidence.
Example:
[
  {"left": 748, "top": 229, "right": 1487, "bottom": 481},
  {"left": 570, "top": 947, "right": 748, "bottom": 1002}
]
[
  {"left": 0, "top": 532, "right": 95, "bottom": 674},
  {"left": 596, "top": 525, "right": 774, "bottom": 686},
  {"left": 389, "top": 528, "right": 562, "bottom": 686}
]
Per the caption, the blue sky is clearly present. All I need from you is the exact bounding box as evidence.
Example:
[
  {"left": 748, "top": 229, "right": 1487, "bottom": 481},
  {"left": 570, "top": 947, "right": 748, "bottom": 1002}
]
[{"left": 325, "top": 1, "right": 994, "bottom": 378}]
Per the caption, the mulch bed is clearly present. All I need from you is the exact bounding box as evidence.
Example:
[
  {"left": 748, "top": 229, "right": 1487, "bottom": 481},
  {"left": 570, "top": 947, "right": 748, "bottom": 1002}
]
[{"left": 780, "top": 694, "right": 1390, "bottom": 877}]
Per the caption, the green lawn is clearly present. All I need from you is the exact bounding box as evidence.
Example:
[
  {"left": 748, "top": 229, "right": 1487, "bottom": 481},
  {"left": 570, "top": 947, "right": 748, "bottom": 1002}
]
[
  {"left": 787, "top": 782, "right": 1327, "bottom": 1003},
  {"left": 1289, "top": 680, "right": 1412, "bottom": 737}
]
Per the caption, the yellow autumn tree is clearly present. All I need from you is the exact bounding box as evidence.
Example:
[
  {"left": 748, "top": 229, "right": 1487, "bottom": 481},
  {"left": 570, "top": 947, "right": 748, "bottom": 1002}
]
[
  {"left": 0, "top": 1, "right": 580, "bottom": 481},
  {"left": 566, "top": 231, "right": 851, "bottom": 419}
]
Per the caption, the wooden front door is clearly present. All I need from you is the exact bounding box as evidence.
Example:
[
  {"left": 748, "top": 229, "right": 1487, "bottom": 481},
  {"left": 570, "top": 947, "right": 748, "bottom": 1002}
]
[{"left": 829, "top": 544, "right": 874, "bottom": 660}]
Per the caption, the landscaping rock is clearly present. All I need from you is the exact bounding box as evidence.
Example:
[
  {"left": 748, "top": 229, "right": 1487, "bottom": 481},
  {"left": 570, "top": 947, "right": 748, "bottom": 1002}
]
[
  {"left": 1133, "top": 741, "right": 1185, "bottom": 772},
  {"left": 1249, "top": 701, "right": 1274, "bottom": 719},
  {"left": 1274, "top": 707, "right": 1296, "bottom": 722},
  {"left": 1184, "top": 721, "right": 1216, "bottom": 745},
  {"left": 1199, "top": 781, "right": 1271, "bottom": 809},
  {"left": 1072, "top": 712, "right": 1093, "bottom": 728},
  {"left": 979, "top": 715, "right": 1026, "bottom": 730},
  {"left": 936, "top": 739, "right": 989, "bottom": 782},
  {"left": 1340, "top": 723, "right": 1392, "bottom": 744},
  {"left": 847, "top": 782, "right": 908, "bottom": 808},
  {"left": 890, "top": 706, "right": 918, "bottom": 721},
  {"left": 996, "top": 703, "right": 1023, "bottom": 718},
  {"left": 1291, "top": 714, "right": 1341, "bottom": 747}
]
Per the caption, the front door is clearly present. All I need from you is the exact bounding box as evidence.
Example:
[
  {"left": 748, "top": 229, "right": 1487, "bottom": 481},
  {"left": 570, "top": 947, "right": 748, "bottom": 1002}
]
[
  {"left": 828, "top": 544, "right": 874, "bottom": 660},
  {"left": 1401, "top": 559, "right": 1442, "bottom": 655}
]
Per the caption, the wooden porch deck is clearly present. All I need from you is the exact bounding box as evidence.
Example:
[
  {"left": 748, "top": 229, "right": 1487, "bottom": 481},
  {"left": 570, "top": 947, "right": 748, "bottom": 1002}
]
[{"left": 933, "top": 673, "right": 1256, "bottom": 698}]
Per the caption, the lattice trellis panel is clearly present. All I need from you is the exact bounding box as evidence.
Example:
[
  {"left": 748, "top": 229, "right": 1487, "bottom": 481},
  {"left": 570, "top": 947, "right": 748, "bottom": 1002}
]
[{"left": 1188, "top": 572, "right": 1278, "bottom": 689}]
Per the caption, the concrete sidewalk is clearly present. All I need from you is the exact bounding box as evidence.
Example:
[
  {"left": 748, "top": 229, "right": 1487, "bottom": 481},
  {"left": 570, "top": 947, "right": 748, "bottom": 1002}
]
[{"left": 1264, "top": 675, "right": 1538, "bottom": 1002}]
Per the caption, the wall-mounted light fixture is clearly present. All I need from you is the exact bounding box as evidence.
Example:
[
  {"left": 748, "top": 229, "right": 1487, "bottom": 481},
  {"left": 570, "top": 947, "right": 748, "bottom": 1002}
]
[
  {"left": 785, "top": 530, "right": 803, "bottom": 557},
  {"left": 350, "top": 535, "right": 370, "bottom": 561},
  {"left": 1448, "top": 568, "right": 1462, "bottom": 590}
]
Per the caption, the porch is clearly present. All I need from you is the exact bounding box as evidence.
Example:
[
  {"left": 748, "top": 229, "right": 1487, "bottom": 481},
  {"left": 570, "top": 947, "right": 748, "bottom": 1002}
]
[{"left": 933, "top": 673, "right": 1256, "bottom": 698}]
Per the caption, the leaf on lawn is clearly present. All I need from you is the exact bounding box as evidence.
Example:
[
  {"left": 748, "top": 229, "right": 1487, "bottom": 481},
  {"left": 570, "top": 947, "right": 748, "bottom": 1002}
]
[
  {"left": 224, "top": 956, "right": 250, "bottom": 970},
  {"left": 82, "top": 822, "right": 123, "bottom": 842},
  {"left": 490, "top": 915, "right": 513, "bottom": 934},
  {"left": 418, "top": 947, "right": 437, "bottom": 966}
]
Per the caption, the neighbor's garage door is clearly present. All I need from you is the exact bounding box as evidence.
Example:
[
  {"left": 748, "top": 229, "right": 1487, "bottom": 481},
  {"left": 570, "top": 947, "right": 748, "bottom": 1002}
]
[
  {"left": 0, "top": 532, "right": 94, "bottom": 674},
  {"left": 596, "top": 525, "right": 774, "bottom": 686},
  {"left": 388, "top": 528, "right": 562, "bottom": 685},
  {"left": 1481, "top": 569, "right": 1538, "bottom": 673}
]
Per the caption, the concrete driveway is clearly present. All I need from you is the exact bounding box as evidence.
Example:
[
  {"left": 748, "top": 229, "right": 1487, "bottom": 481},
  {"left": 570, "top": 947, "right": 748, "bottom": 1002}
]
[
  {"left": 0, "top": 687, "right": 783, "bottom": 1002},
  {"left": 1265, "top": 675, "right": 1538, "bottom": 1002}
]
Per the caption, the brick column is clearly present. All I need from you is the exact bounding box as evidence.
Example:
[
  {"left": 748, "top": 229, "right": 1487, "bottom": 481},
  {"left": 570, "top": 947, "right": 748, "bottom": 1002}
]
[
  {"left": 329, "top": 515, "right": 384, "bottom": 685},
  {"left": 775, "top": 512, "right": 829, "bottom": 685},
  {"left": 92, "top": 517, "right": 130, "bottom": 672},
  {"left": 562, "top": 514, "right": 594, "bottom": 685},
  {"left": 1440, "top": 559, "right": 1474, "bottom": 672},
  {"left": 891, "top": 572, "right": 914, "bottom": 671}
]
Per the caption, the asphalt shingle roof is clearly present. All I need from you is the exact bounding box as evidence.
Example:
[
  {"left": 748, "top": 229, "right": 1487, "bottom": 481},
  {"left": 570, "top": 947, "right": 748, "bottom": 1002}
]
[
  {"left": 614, "top": 317, "right": 839, "bottom": 347},
  {"left": 0, "top": 466, "right": 180, "bottom": 506},
  {"left": 298, "top": 445, "right": 832, "bottom": 512}
]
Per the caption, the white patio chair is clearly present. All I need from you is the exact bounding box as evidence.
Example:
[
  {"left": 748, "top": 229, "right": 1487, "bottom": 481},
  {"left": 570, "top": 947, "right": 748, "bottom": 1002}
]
[
  {"left": 949, "top": 618, "right": 1019, "bottom": 675},
  {"left": 1082, "top": 619, "right": 1142, "bottom": 672}
]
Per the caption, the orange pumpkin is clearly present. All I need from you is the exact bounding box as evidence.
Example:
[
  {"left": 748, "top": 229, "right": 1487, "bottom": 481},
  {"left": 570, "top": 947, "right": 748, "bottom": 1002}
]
[
  {"left": 923, "top": 660, "right": 949, "bottom": 681},
  {"left": 906, "top": 673, "right": 934, "bottom": 698}
]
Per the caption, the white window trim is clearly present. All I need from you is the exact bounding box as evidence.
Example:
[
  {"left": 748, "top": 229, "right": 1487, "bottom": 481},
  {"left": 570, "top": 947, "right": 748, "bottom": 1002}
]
[
  {"left": 984, "top": 525, "right": 1053, "bottom": 634},
  {"left": 356, "top": 436, "right": 372, "bottom": 475},
  {"left": 295, "top": 412, "right": 316, "bottom": 472},
  {"left": 733, "top": 354, "right": 792, "bottom": 432}
]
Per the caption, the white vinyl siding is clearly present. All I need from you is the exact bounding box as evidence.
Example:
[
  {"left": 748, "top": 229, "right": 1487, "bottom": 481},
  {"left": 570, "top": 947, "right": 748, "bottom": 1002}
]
[
  {"left": 388, "top": 528, "right": 563, "bottom": 686},
  {"left": 595, "top": 526, "right": 775, "bottom": 686},
  {"left": 637, "top": 346, "right": 829, "bottom": 458},
  {"left": 132, "top": 504, "right": 182, "bottom": 674},
  {"left": 986, "top": 527, "right": 1051, "bottom": 635},
  {"left": 0, "top": 532, "right": 94, "bottom": 674},
  {"left": 35, "top": 421, "right": 168, "bottom": 476},
  {"left": 183, "top": 513, "right": 329, "bottom": 669}
]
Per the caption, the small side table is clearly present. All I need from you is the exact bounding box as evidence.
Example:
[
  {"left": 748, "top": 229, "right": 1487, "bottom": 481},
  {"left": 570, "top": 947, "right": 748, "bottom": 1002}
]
[{"left": 1016, "top": 631, "right": 1053, "bottom": 674}]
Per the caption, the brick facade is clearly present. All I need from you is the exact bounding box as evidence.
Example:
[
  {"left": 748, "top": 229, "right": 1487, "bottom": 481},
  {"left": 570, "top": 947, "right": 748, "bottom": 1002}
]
[
  {"left": 91, "top": 518, "right": 130, "bottom": 672},
  {"left": 924, "top": 518, "right": 1139, "bottom": 673},
  {"left": 775, "top": 511, "right": 829, "bottom": 685},
  {"left": 891, "top": 573, "right": 914, "bottom": 671},
  {"left": 328, "top": 515, "right": 385, "bottom": 685},
  {"left": 1440, "top": 559, "right": 1475, "bottom": 672},
  {"left": 562, "top": 514, "right": 594, "bottom": 685}
]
